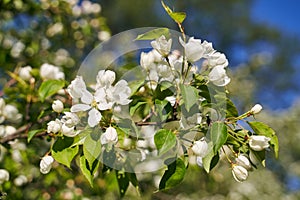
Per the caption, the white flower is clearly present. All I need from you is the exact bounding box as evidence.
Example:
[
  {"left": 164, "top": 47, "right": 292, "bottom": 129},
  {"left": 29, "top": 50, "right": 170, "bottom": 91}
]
[
  {"left": 52, "top": 100, "right": 64, "bottom": 113},
  {"left": 140, "top": 51, "right": 155, "bottom": 70},
  {"left": 0, "top": 169, "right": 9, "bottom": 184},
  {"left": 70, "top": 89, "right": 102, "bottom": 128},
  {"left": 47, "top": 119, "right": 62, "bottom": 134},
  {"left": 40, "top": 63, "right": 65, "bottom": 80},
  {"left": 191, "top": 137, "right": 208, "bottom": 157},
  {"left": 196, "top": 156, "right": 203, "bottom": 167},
  {"left": 249, "top": 135, "right": 271, "bottom": 151},
  {"left": 3, "top": 104, "right": 22, "bottom": 123},
  {"left": 236, "top": 154, "right": 252, "bottom": 170},
  {"left": 0, "top": 125, "right": 16, "bottom": 137},
  {"left": 166, "top": 96, "right": 176, "bottom": 107},
  {"left": 106, "top": 80, "right": 132, "bottom": 106},
  {"left": 14, "top": 175, "right": 27, "bottom": 186},
  {"left": 250, "top": 104, "right": 263, "bottom": 114},
  {"left": 67, "top": 76, "right": 88, "bottom": 99},
  {"left": 61, "top": 124, "right": 78, "bottom": 137},
  {"left": 151, "top": 35, "right": 172, "bottom": 57},
  {"left": 179, "top": 37, "right": 204, "bottom": 62},
  {"left": 208, "top": 65, "right": 231, "bottom": 86},
  {"left": 232, "top": 165, "right": 248, "bottom": 182},
  {"left": 96, "top": 70, "right": 116, "bottom": 89},
  {"left": 19, "top": 66, "right": 32, "bottom": 81},
  {"left": 100, "top": 127, "right": 118, "bottom": 145},
  {"left": 61, "top": 112, "right": 80, "bottom": 127},
  {"left": 207, "top": 52, "right": 228, "bottom": 68},
  {"left": 40, "top": 155, "right": 54, "bottom": 174}
]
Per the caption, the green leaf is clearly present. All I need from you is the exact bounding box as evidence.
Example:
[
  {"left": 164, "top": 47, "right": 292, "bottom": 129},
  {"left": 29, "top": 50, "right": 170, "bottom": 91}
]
[
  {"left": 202, "top": 142, "right": 220, "bottom": 173},
  {"left": 154, "top": 129, "right": 177, "bottom": 156},
  {"left": 155, "top": 99, "right": 172, "bottom": 122},
  {"left": 161, "top": 1, "right": 186, "bottom": 24},
  {"left": 83, "top": 131, "right": 102, "bottom": 168},
  {"left": 52, "top": 137, "right": 79, "bottom": 168},
  {"left": 27, "top": 129, "right": 44, "bottom": 143},
  {"left": 135, "top": 28, "right": 170, "bottom": 40},
  {"left": 130, "top": 101, "right": 147, "bottom": 116},
  {"left": 159, "top": 158, "right": 186, "bottom": 190},
  {"left": 225, "top": 98, "right": 239, "bottom": 118},
  {"left": 38, "top": 79, "right": 65, "bottom": 102},
  {"left": 79, "top": 156, "right": 94, "bottom": 186},
  {"left": 116, "top": 171, "right": 129, "bottom": 197},
  {"left": 180, "top": 84, "right": 199, "bottom": 112},
  {"left": 210, "top": 122, "right": 228, "bottom": 154},
  {"left": 247, "top": 121, "right": 279, "bottom": 158}
]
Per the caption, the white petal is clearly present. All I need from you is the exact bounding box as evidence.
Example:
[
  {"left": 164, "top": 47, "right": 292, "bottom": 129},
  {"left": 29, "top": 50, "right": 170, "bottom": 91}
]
[
  {"left": 88, "top": 108, "right": 102, "bottom": 127},
  {"left": 71, "top": 104, "right": 91, "bottom": 112},
  {"left": 81, "top": 90, "right": 93, "bottom": 104}
]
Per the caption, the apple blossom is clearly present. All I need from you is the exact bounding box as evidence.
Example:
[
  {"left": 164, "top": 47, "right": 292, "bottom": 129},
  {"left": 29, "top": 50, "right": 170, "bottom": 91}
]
[
  {"left": 207, "top": 52, "right": 228, "bottom": 68},
  {"left": 2, "top": 104, "right": 22, "bottom": 123},
  {"left": 14, "top": 175, "right": 28, "bottom": 186},
  {"left": 106, "top": 80, "right": 132, "bottom": 106},
  {"left": 250, "top": 104, "right": 263, "bottom": 114},
  {"left": 67, "top": 76, "right": 88, "bottom": 99},
  {"left": 47, "top": 119, "right": 62, "bottom": 134},
  {"left": 100, "top": 127, "right": 118, "bottom": 145},
  {"left": 52, "top": 100, "right": 64, "bottom": 113},
  {"left": 249, "top": 135, "right": 271, "bottom": 151},
  {"left": 196, "top": 156, "right": 203, "bottom": 167},
  {"left": 236, "top": 154, "right": 252, "bottom": 170},
  {"left": 0, "top": 169, "right": 9, "bottom": 184},
  {"left": 208, "top": 65, "right": 231, "bottom": 86},
  {"left": 191, "top": 137, "right": 208, "bottom": 157},
  {"left": 179, "top": 37, "right": 204, "bottom": 62},
  {"left": 249, "top": 150, "right": 261, "bottom": 166},
  {"left": 40, "top": 63, "right": 65, "bottom": 80},
  {"left": 232, "top": 165, "right": 248, "bottom": 182},
  {"left": 96, "top": 70, "right": 116, "bottom": 88},
  {"left": 151, "top": 35, "right": 172, "bottom": 57},
  {"left": 18, "top": 66, "right": 32, "bottom": 81},
  {"left": 61, "top": 112, "right": 80, "bottom": 127},
  {"left": 40, "top": 155, "right": 54, "bottom": 174},
  {"left": 61, "top": 124, "right": 78, "bottom": 137}
]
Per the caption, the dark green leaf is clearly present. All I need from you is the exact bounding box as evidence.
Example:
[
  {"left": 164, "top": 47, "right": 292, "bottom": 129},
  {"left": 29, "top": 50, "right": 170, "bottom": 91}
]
[
  {"left": 130, "top": 101, "right": 147, "bottom": 116},
  {"left": 52, "top": 137, "right": 79, "bottom": 168},
  {"left": 38, "top": 79, "right": 65, "bottom": 102},
  {"left": 159, "top": 158, "right": 186, "bottom": 190},
  {"left": 247, "top": 121, "right": 279, "bottom": 158},
  {"left": 116, "top": 171, "right": 129, "bottom": 197},
  {"left": 155, "top": 99, "right": 172, "bottom": 122},
  {"left": 210, "top": 122, "right": 228, "bottom": 154},
  {"left": 135, "top": 28, "right": 170, "bottom": 40},
  {"left": 154, "top": 129, "right": 177, "bottom": 156},
  {"left": 79, "top": 156, "right": 94, "bottom": 187},
  {"left": 180, "top": 84, "right": 199, "bottom": 112}
]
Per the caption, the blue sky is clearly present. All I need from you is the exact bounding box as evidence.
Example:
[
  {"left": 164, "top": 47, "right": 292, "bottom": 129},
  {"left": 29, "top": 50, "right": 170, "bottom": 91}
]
[{"left": 251, "top": 0, "right": 300, "bottom": 36}]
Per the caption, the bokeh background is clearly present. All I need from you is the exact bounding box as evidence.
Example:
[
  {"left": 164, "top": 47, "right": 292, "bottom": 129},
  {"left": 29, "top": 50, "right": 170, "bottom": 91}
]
[{"left": 0, "top": 0, "right": 300, "bottom": 199}]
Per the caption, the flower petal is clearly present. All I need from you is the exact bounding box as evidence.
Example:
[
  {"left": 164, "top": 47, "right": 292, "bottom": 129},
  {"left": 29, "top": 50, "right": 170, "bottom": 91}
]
[
  {"left": 71, "top": 104, "right": 91, "bottom": 112},
  {"left": 88, "top": 108, "right": 102, "bottom": 127},
  {"left": 81, "top": 90, "right": 93, "bottom": 104}
]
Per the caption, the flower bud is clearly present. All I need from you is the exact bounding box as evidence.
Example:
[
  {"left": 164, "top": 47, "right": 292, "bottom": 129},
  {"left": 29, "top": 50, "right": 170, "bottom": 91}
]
[
  {"left": 40, "top": 155, "right": 54, "bottom": 174},
  {"left": 52, "top": 100, "right": 64, "bottom": 113},
  {"left": 249, "top": 150, "right": 260, "bottom": 166},
  {"left": 249, "top": 135, "right": 270, "bottom": 151},
  {"left": 47, "top": 119, "right": 61, "bottom": 134},
  {"left": 236, "top": 154, "right": 252, "bottom": 170},
  {"left": 61, "top": 112, "right": 80, "bottom": 127},
  {"left": 250, "top": 104, "right": 263, "bottom": 114},
  {"left": 40, "top": 63, "right": 65, "bottom": 80},
  {"left": 19, "top": 66, "right": 32, "bottom": 81},
  {"left": 3, "top": 104, "right": 22, "bottom": 123},
  {"left": 191, "top": 137, "right": 208, "bottom": 157},
  {"left": 151, "top": 35, "right": 172, "bottom": 57},
  {"left": 232, "top": 165, "right": 248, "bottom": 182},
  {"left": 101, "top": 127, "right": 118, "bottom": 145},
  {"left": 14, "top": 175, "right": 28, "bottom": 186},
  {"left": 196, "top": 156, "right": 203, "bottom": 167},
  {"left": 0, "top": 169, "right": 9, "bottom": 184}
]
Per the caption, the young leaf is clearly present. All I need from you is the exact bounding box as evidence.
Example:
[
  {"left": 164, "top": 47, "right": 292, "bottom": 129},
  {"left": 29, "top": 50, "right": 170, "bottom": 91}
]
[
  {"left": 159, "top": 158, "right": 186, "bottom": 190},
  {"left": 210, "top": 122, "right": 228, "bottom": 154},
  {"left": 38, "top": 79, "right": 65, "bottom": 102},
  {"left": 27, "top": 129, "right": 44, "bottom": 143},
  {"left": 247, "top": 121, "right": 279, "bottom": 158},
  {"left": 161, "top": 1, "right": 186, "bottom": 24},
  {"left": 129, "top": 101, "right": 147, "bottom": 116},
  {"left": 202, "top": 142, "right": 220, "bottom": 173},
  {"left": 51, "top": 137, "right": 79, "bottom": 168},
  {"left": 154, "top": 129, "right": 177, "bottom": 156},
  {"left": 83, "top": 131, "right": 102, "bottom": 168},
  {"left": 79, "top": 156, "right": 94, "bottom": 187},
  {"left": 180, "top": 84, "right": 199, "bottom": 112},
  {"left": 135, "top": 28, "right": 170, "bottom": 40}
]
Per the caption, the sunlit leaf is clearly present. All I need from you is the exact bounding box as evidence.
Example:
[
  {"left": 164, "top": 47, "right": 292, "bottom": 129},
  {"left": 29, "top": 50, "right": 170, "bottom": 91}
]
[
  {"left": 161, "top": 1, "right": 186, "bottom": 24},
  {"left": 38, "top": 79, "right": 65, "bottom": 102},
  {"left": 154, "top": 129, "right": 176, "bottom": 155},
  {"left": 135, "top": 28, "right": 170, "bottom": 40},
  {"left": 202, "top": 142, "right": 220, "bottom": 173},
  {"left": 180, "top": 84, "right": 199, "bottom": 112},
  {"left": 210, "top": 122, "right": 227, "bottom": 154},
  {"left": 27, "top": 129, "right": 44, "bottom": 143}
]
